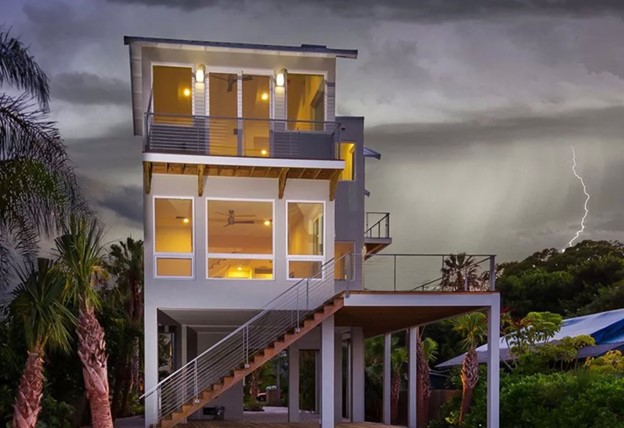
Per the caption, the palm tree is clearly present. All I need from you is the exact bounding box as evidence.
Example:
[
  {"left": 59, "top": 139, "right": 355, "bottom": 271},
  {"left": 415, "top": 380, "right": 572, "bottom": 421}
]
[
  {"left": 416, "top": 333, "right": 438, "bottom": 428},
  {"left": 106, "top": 238, "right": 144, "bottom": 417},
  {"left": 0, "top": 30, "right": 84, "bottom": 288},
  {"left": 390, "top": 346, "right": 408, "bottom": 423},
  {"left": 55, "top": 215, "right": 113, "bottom": 428},
  {"left": 441, "top": 253, "right": 482, "bottom": 291},
  {"left": 10, "top": 258, "right": 75, "bottom": 428},
  {"left": 452, "top": 312, "right": 487, "bottom": 425}
]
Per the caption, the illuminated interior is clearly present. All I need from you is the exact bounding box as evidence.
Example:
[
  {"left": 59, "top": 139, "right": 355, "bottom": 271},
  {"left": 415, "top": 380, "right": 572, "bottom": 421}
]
[
  {"left": 207, "top": 199, "right": 273, "bottom": 279},
  {"left": 209, "top": 72, "right": 238, "bottom": 156},
  {"left": 288, "top": 202, "right": 324, "bottom": 256},
  {"left": 288, "top": 260, "right": 322, "bottom": 279},
  {"left": 287, "top": 74, "right": 325, "bottom": 130},
  {"left": 152, "top": 66, "right": 192, "bottom": 124},
  {"left": 242, "top": 75, "right": 270, "bottom": 157},
  {"left": 154, "top": 198, "right": 193, "bottom": 277},
  {"left": 340, "top": 142, "right": 355, "bottom": 181}
]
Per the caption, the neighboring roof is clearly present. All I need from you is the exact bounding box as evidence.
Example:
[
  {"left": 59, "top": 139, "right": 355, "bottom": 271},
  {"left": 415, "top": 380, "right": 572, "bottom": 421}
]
[
  {"left": 123, "top": 36, "right": 358, "bottom": 59},
  {"left": 364, "top": 146, "right": 381, "bottom": 159},
  {"left": 437, "top": 308, "right": 624, "bottom": 368}
]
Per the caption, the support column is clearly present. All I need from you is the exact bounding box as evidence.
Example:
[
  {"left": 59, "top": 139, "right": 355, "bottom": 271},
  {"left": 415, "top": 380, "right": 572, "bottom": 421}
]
[
  {"left": 288, "top": 343, "right": 300, "bottom": 422},
  {"left": 321, "top": 316, "right": 335, "bottom": 428},
  {"left": 408, "top": 327, "right": 418, "bottom": 428},
  {"left": 487, "top": 297, "right": 501, "bottom": 428},
  {"left": 335, "top": 333, "right": 343, "bottom": 423},
  {"left": 351, "top": 327, "right": 365, "bottom": 422},
  {"left": 315, "top": 350, "right": 321, "bottom": 414},
  {"left": 383, "top": 333, "right": 392, "bottom": 425},
  {"left": 181, "top": 325, "right": 188, "bottom": 366},
  {"left": 144, "top": 307, "right": 159, "bottom": 427}
]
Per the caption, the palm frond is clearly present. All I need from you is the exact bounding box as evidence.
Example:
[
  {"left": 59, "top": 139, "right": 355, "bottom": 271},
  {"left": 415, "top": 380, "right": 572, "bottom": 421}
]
[
  {"left": 452, "top": 312, "right": 487, "bottom": 351},
  {"left": 10, "top": 258, "right": 75, "bottom": 353},
  {"left": 0, "top": 30, "right": 49, "bottom": 109}
]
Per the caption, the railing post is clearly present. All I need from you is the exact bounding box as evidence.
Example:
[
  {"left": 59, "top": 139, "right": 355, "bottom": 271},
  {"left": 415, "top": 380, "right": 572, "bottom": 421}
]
[
  {"left": 245, "top": 326, "right": 250, "bottom": 368},
  {"left": 386, "top": 213, "right": 390, "bottom": 238},
  {"left": 193, "top": 359, "right": 198, "bottom": 400},
  {"left": 464, "top": 268, "right": 468, "bottom": 291},
  {"left": 306, "top": 279, "right": 310, "bottom": 311},
  {"left": 296, "top": 286, "right": 301, "bottom": 332},
  {"left": 393, "top": 255, "right": 397, "bottom": 291},
  {"left": 489, "top": 255, "right": 496, "bottom": 291},
  {"left": 143, "top": 113, "right": 149, "bottom": 151}
]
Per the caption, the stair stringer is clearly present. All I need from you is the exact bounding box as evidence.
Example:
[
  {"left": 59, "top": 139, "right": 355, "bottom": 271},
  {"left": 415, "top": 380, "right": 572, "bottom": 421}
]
[{"left": 159, "top": 295, "right": 345, "bottom": 428}]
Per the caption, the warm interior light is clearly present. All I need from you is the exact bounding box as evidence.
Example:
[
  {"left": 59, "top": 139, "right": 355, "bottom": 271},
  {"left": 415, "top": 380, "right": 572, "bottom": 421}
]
[
  {"left": 261, "top": 149, "right": 268, "bottom": 156},
  {"left": 263, "top": 219, "right": 271, "bottom": 226},
  {"left": 276, "top": 69, "right": 286, "bottom": 87},
  {"left": 182, "top": 217, "right": 190, "bottom": 224},
  {"left": 183, "top": 88, "right": 191, "bottom": 97},
  {"left": 195, "top": 64, "right": 205, "bottom": 83},
  {"left": 261, "top": 92, "right": 269, "bottom": 101},
  {"left": 237, "top": 266, "right": 243, "bottom": 271}
]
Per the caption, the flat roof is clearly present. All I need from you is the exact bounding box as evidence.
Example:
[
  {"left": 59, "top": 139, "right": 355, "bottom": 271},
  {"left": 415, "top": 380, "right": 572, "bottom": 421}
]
[{"left": 123, "top": 36, "right": 358, "bottom": 59}]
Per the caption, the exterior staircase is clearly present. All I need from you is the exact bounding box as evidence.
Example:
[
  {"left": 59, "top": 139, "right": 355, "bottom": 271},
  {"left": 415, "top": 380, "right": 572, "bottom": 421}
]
[{"left": 143, "top": 255, "right": 351, "bottom": 428}]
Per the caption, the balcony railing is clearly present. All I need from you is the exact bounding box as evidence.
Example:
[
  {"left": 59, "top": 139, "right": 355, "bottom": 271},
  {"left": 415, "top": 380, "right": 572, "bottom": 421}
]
[
  {"left": 144, "top": 113, "right": 340, "bottom": 160},
  {"left": 363, "top": 253, "right": 496, "bottom": 292},
  {"left": 365, "top": 212, "right": 390, "bottom": 239}
]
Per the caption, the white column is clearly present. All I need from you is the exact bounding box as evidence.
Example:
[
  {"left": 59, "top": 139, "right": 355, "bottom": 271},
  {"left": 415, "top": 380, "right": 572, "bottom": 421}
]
[
  {"left": 288, "top": 343, "right": 300, "bottom": 422},
  {"left": 351, "top": 327, "right": 365, "bottom": 422},
  {"left": 315, "top": 350, "right": 321, "bottom": 414},
  {"left": 383, "top": 333, "right": 392, "bottom": 425},
  {"left": 144, "top": 307, "right": 159, "bottom": 427},
  {"left": 408, "top": 327, "right": 418, "bottom": 428},
  {"left": 334, "top": 333, "right": 343, "bottom": 423},
  {"left": 181, "top": 325, "right": 188, "bottom": 366},
  {"left": 321, "top": 316, "right": 335, "bottom": 428},
  {"left": 487, "top": 297, "right": 501, "bottom": 428}
]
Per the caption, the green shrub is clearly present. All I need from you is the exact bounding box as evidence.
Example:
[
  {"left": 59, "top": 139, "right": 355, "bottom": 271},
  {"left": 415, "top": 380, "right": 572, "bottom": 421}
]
[{"left": 243, "top": 398, "right": 264, "bottom": 412}]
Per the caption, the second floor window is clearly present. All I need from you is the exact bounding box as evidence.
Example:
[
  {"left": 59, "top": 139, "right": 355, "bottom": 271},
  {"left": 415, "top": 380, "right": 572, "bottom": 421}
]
[
  {"left": 154, "top": 197, "right": 194, "bottom": 278},
  {"left": 207, "top": 199, "right": 274, "bottom": 279},
  {"left": 287, "top": 201, "right": 325, "bottom": 279}
]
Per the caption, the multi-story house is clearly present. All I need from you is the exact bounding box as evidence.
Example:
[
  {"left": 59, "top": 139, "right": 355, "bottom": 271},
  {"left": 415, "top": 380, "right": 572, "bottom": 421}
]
[{"left": 123, "top": 36, "right": 501, "bottom": 428}]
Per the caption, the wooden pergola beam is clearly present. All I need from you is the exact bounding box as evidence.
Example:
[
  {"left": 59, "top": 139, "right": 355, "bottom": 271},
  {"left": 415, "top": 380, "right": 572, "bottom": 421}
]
[
  {"left": 143, "top": 161, "right": 153, "bottom": 194},
  {"left": 329, "top": 169, "right": 342, "bottom": 201},
  {"left": 278, "top": 168, "right": 290, "bottom": 199},
  {"left": 197, "top": 164, "right": 205, "bottom": 196}
]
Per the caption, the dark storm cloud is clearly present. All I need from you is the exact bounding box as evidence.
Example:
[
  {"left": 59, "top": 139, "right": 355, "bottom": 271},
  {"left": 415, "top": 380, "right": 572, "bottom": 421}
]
[
  {"left": 98, "top": 184, "right": 143, "bottom": 226},
  {"left": 53, "top": 72, "right": 129, "bottom": 106},
  {"left": 106, "top": 0, "right": 624, "bottom": 19}
]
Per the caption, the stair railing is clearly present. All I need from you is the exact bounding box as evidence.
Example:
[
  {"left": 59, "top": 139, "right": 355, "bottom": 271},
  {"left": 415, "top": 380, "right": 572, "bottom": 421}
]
[{"left": 143, "top": 254, "right": 353, "bottom": 420}]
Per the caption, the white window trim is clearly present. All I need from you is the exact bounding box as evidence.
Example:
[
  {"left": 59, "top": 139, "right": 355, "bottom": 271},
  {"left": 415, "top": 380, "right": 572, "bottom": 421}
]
[
  {"left": 206, "top": 197, "right": 275, "bottom": 280},
  {"left": 285, "top": 200, "right": 326, "bottom": 280},
  {"left": 153, "top": 196, "right": 196, "bottom": 280}
]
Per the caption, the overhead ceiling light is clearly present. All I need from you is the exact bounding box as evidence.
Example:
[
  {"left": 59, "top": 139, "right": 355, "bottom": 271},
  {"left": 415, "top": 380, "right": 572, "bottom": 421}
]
[
  {"left": 263, "top": 219, "right": 271, "bottom": 226},
  {"left": 237, "top": 266, "right": 243, "bottom": 271},
  {"left": 183, "top": 88, "right": 191, "bottom": 97},
  {"left": 261, "top": 92, "right": 269, "bottom": 101},
  {"left": 195, "top": 64, "right": 205, "bottom": 83},
  {"left": 276, "top": 68, "right": 287, "bottom": 87},
  {"left": 182, "top": 217, "right": 190, "bottom": 224},
  {"left": 261, "top": 149, "right": 268, "bottom": 156}
]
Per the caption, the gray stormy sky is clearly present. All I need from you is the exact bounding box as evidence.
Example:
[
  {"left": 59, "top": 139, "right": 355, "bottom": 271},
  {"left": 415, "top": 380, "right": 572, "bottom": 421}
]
[{"left": 1, "top": 0, "right": 623, "bottom": 262}]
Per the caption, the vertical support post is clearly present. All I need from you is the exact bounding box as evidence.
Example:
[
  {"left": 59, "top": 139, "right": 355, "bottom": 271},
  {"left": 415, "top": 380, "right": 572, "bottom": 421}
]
[
  {"left": 490, "top": 255, "right": 496, "bottom": 291},
  {"left": 393, "top": 255, "right": 397, "bottom": 291},
  {"left": 144, "top": 307, "right": 159, "bottom": 427},
  {"left": 193, "top": 359, "right": 198, "bottom": 398},
  {"left": 296, "top": 286, "right": 300, "bottom": 332},
  {"left": 334, "top": 333, "right": 343, "bottom": 423},
  {"left": 306, "top": 279, "right": 310, "bottom": 310},
  {"left": 383, "top": 333, "right": 392, "bottom": 425},
  {"left": 487, "top": 296, "right": 501, "bottom": 428},
  {"left": 288, "top": 343, "right": 300, "bottom": 422},
  {"left": 321, "top": 316, "right": 335, "bottom": 428},
  {"left": 408, "top": 327, "right": 418, "bottom": 428},
  {"left": 351, "top": 327, "right": 365, "bottom": 422}
]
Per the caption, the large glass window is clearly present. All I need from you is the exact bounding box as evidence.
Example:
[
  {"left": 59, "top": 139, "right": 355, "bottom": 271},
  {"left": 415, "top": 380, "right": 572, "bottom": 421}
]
[
  {"left": 154, "top": 198, "right": 194, "bottom": 277},
  {"left": 152, "top": 66, "right": 192, "bottom": 125},
  {"left": 208, "top": 72, "right": 238, "bottom": 156},
  {"left": 287, "top": 202, "right": 325, "bottom": 279},
  {"left": 242, "top": 75, "right": 270, "bottom": 157},
  {"left": 287, "top": 74, "right": 325, "bottom": 131},
  {"left": 207, "top": 199, "right": 273, "bottom": 279},
  {"left": 339, "top": 143, "right": 355, "bottom": 181}
]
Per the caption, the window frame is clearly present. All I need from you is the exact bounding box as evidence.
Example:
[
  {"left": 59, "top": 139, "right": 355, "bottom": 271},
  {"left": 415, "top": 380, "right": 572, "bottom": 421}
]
[
  {"left": 205, "top": 197, "right": 275, "bottom": 281},
  {"left": 285, "top": 200, "right": 326, "bottom": 280},
  {"left": 152, "top": 196, "right": 196, "bottom": 280},
  {"left": 285, "top": 70, "right": 329, "bottom": 128}
]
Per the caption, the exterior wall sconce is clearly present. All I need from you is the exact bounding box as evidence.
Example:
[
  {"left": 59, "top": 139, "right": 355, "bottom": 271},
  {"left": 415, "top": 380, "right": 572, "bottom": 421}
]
[
  {"left": 275, "top": 68, "right": 287, "bottom": 87},
  {"left": 195, "top": 64, "right": 205, "bottom": 83}
]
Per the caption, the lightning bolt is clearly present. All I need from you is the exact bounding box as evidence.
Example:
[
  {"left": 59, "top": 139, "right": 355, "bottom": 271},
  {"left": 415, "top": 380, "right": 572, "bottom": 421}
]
[{"left": 566, "top": 146, "right": 590, "bottom": 249}]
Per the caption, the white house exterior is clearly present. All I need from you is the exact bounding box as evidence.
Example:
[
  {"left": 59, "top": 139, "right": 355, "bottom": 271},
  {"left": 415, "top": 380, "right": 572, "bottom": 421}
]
[{"left": 123, "top": 36, "right": 501, "bottom": 428}]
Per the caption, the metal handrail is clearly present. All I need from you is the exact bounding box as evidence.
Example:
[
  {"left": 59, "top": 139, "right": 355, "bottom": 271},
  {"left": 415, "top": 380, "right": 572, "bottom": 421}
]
[
  {"left": 365, "top": 212, "right": 390, "bottom": 239},
  {"left": 143, "top": 254, "right": 353, "bottom": 420}
]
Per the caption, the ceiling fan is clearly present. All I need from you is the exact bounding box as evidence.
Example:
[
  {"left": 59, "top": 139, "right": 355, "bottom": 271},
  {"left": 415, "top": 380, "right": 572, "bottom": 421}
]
[
  {"left": 211, "top": 74, "right": 253, "bottom": 92},
  {"left": 216, "top": 209, "right": 256, "bottom": 227}
]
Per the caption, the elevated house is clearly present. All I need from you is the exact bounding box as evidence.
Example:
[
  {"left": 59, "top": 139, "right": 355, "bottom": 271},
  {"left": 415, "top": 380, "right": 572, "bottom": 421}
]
[{"left": 123, "top": 35, "right": 502, "bottom": 428}]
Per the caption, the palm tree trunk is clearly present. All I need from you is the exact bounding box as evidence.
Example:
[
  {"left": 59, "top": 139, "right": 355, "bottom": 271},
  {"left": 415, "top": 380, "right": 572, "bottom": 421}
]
[
  {"left": 12, "top": 347, "right": 44, "bottom": 428},
  {"left": 391, "top": 372, "right": 401, "bottom": 424},
  {"left": 459, "top": 348, "right": 479, "bottom": 425},
  {"left": 77, "top": 305, "right": 113, "bottom": 428},
  {"left": 416, "top": 334, "right": 430, "bottom": 428}
]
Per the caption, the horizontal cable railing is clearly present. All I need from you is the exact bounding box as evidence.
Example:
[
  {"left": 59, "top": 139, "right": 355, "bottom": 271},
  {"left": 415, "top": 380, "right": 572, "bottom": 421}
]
[
  {"left": 365, "top": 212, "right": 390, "bottom": 239},
  {"left": 363, "top": 253, "right": 496, "bottom": 292},
  {"left": 145, "top": 254, "right": 352, "bottom": 420},
  {"left": 144, "top": 113, "right": 340, "bottom": 160}
]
